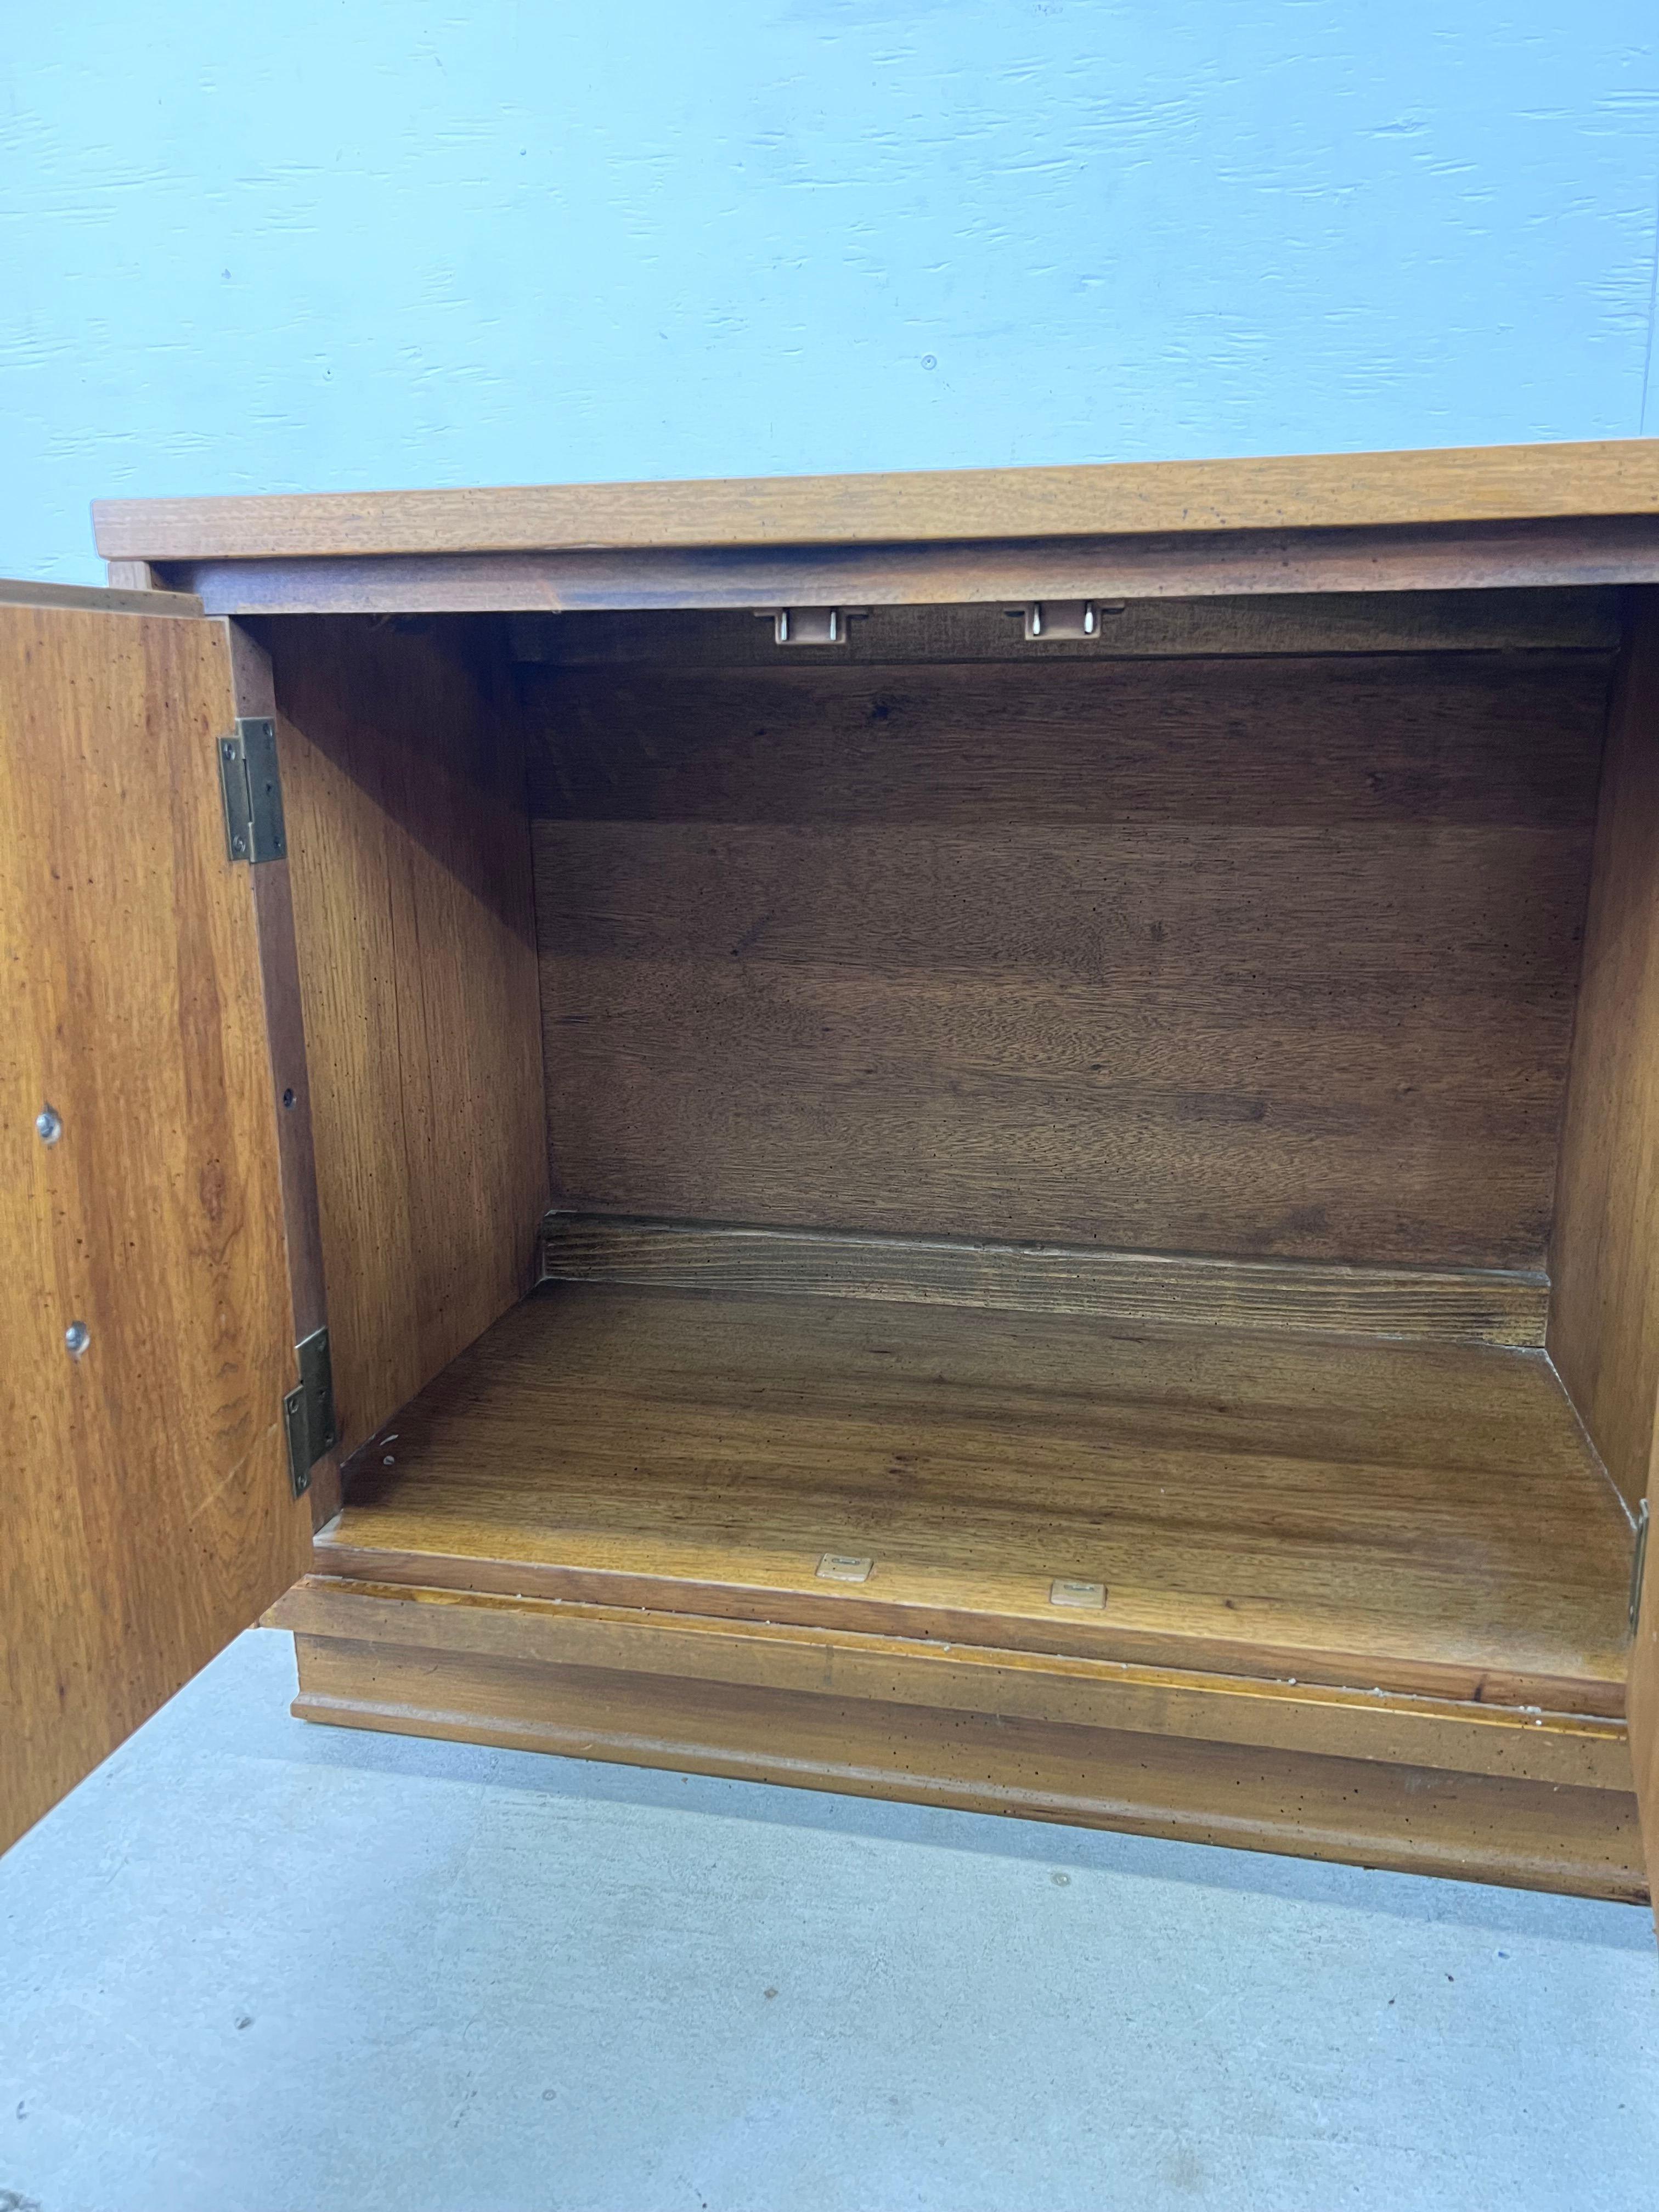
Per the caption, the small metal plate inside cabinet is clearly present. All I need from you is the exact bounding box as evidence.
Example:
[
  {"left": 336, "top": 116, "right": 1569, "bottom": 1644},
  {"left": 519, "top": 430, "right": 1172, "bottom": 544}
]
[
  {"left": 764, "top": 607, "right": 844, "bottom": 646},
  {"left": 1022, "top": 601, "right": 1098, "bottom": 642},
  {"left": 817, "top": 1552, "right": 874, "bottom": 1583},
  {"left": 1049, "top": 1577, "right": 1106, "bottom": 1609}
]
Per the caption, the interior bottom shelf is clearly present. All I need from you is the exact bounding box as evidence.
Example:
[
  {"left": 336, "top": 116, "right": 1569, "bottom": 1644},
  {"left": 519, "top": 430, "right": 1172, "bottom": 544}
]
[{"left": 319, "top": 1283, "right": 1636, "bottom": 1714}]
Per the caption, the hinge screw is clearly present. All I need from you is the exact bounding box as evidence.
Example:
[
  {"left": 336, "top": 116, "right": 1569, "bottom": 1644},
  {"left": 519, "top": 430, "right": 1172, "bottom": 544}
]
[
  {"left": 35, "top": 1105, "right": 63, "bottom": 1144},
  {"left": 64, "top": 1321, "right": 91, "bottom": 1358}
]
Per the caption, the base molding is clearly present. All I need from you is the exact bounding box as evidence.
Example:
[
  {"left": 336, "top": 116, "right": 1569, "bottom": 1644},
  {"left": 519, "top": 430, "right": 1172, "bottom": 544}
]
[
  {"left": 537, "top": 1213, "right": 1549, "bottom": 1348},
  {"left": 270, "top": 1578, "right": 1645, "bottom": 1901}
]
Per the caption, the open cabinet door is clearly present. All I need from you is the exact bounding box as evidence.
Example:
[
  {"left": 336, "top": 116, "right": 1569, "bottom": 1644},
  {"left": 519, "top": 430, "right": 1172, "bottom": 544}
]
[{"left": 1, "top": 586, "right": 323, "bottom": 1853}]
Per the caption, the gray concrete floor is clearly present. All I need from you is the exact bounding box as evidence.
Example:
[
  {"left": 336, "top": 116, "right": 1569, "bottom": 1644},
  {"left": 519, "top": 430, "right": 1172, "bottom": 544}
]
[{"left": 1, "top": 1629, "right": 1655, "bottom": 2212}]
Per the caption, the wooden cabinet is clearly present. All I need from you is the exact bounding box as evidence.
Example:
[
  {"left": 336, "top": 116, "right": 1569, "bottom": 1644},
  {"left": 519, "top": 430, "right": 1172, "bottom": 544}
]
[{"left": 8, "top": 443, "right": 1659, "bottom": 1910}]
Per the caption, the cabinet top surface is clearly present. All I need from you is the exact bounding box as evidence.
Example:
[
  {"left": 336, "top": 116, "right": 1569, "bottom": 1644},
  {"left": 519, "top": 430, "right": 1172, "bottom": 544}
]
[{"left": 92, "top": 439, "right": 1659, "bottom": 563}]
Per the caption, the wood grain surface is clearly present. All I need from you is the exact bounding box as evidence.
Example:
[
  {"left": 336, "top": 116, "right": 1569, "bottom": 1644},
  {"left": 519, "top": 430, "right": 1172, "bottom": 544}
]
[
  {"left": 270, "top": 1577, "right": 1633, "bottom": 1793},
  {"left": 159, "top": 516, "right": 1659, "bottom": 619},
  {"left": 1547, "top": 589, "right": 1659, "bottom": 1908},
  {"left": 529, "top": 650, "right": 1609, "bottom": 1267},
  {"left": 539, "top": 1214, "right": 1550, "bottom": 1347},
  {"left": 0, "top": 575, "right": 201, "bottom": 618},
  {"left": 102, "top": 561, "right": 166, "bottom": 595},
  {"left": 511, "top": 588, "right": 1624, "bottom": 667},
  {"left": 319, "top": 1285, "right": 1635, "bottom": 1713},
  {"left": 285, "top": 1628, "right": 1646, "bottom": 1900},
  {"left": 1549, "top": 593, "right": 1659, "bottom": 1518},
  {"left": 263, "top": 616, "right": 549, "bottom": 1460},
  {"left": 91, "top": 440, "right": 1659, "bottom": 561},
  {"left": 1, "top": 603, "right": 313, "bottom": 1852}
]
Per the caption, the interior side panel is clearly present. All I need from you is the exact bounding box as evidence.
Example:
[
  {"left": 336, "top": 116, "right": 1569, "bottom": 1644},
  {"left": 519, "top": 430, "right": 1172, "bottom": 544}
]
[
  {"left": 1549, "top": 592, "right": 1659, "bottom": 1515},
  {"left": 263, "top": 616, "right": 549, "bottom": 1460}
]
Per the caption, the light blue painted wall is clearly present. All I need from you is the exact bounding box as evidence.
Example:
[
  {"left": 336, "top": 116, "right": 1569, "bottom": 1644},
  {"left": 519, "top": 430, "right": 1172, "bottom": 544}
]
[{"left": 5, "top": 3, "right": 1658, "bottom": 583}]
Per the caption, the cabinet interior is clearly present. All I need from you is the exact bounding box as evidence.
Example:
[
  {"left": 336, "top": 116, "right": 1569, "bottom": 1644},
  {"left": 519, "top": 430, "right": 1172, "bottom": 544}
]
[{"left": 258, "top": 586, "right": 1649, "bottom": 1722}]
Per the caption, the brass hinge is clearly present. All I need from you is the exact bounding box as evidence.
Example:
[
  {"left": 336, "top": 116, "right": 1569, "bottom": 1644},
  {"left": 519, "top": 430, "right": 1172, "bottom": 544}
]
[
  {"left": 218, "top": 717, "right": 288, "bottom": 864},
  {"left": 1631, "top": 1498, "right": 1650, "bottom": 1637},
  {"left": 284, "top": 1328, "right": 337, "bottom": 1499}
]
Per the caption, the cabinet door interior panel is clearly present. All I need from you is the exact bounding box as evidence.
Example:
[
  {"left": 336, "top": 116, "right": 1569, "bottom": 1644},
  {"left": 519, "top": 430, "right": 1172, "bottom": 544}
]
[{"left": 0, "top": 600, "right": 311, "bottom": 1853}]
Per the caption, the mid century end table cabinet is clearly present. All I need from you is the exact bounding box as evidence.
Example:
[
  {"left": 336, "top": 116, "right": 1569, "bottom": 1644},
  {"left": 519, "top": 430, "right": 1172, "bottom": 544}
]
[{"left": 7, "top": 443, "right": 1659, "bottom": 1910}]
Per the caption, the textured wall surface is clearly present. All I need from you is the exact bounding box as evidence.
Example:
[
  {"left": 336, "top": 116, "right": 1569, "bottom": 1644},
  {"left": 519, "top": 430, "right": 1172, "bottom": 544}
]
[{"left": 5, "top": 3, "right": 1659, "bottom": 582}]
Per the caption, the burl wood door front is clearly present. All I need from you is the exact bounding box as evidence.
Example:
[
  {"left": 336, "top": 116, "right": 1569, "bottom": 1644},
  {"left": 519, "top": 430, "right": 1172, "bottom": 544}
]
[{"left": 1, "top": 592, "right": 314, "bottom": 1852}]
